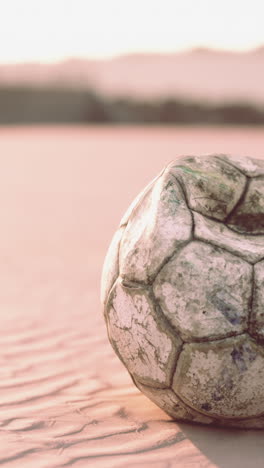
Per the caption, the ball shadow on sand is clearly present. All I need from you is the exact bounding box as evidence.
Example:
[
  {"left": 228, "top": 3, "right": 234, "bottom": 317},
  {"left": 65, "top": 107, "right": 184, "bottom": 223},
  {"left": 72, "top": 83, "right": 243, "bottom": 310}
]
[{"left": 178, "top": 421, "right": 264, "bottom": 468}]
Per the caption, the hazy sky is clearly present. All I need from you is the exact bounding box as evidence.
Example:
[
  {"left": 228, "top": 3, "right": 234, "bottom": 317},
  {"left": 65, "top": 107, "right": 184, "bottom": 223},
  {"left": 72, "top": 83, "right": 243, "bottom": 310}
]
[{"left": 0, "top": 0, "right": 263, "bottom": 63}]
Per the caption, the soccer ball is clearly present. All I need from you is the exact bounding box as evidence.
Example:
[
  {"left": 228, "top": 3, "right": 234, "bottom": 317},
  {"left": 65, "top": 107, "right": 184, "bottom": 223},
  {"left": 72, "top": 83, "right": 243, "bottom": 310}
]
[{"left": 101, "top": 154, "right": 264, "bottom": 428}]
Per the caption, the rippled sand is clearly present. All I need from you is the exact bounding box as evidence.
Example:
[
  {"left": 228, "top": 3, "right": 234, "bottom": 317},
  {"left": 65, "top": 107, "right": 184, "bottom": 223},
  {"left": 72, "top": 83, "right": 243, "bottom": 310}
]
[{"left": 1, "top": 126, "right": 264, "bottom": 467}]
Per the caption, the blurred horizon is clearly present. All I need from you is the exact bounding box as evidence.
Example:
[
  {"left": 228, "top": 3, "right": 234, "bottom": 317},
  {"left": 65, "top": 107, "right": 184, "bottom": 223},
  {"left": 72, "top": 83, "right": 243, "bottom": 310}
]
[
  {"left": 1, "top": 44, "right": 264, "bottom": 66},
  {"left": 1, "top": 47, "right": 264, "bottom": 102},
  {"left": 0, "top": 1, "right": 263, "bottom": 125},
  {"left": 0, "top": 44, "right": 264, "bottom": 65}
]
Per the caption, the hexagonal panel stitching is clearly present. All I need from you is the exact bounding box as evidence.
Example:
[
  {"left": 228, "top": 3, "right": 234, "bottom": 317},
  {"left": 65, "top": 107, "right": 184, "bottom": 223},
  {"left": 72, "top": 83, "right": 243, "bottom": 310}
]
[
  {"left": 153, "top": 241, "right": 252, "bottom": 341},
  {"left": 119, "top": 171, "right": 193, "bottom": 284},
  {"left": 169, "top": 155, "right": 246, "bottom": 221},
  {"left": 106, "top": 279, "right": 182, "bottom": 388},
  {"left": 227, "top": 178, "right": 264, "bottom": 235},
  {"left": 173, "top": 335, "right": 264, "bottom": 419}
]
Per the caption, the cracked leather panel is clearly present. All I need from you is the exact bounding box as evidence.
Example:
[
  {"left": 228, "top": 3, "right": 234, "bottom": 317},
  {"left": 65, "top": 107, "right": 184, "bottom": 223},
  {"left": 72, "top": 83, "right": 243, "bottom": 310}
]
[
  {"left": 101, "top": 227, "right": 125, "bottom": 307},
  {"left": 217, "top": 154, "right": 264, "bottom": 177},
  {"left": 250, "top": 260, "right": 264, "bottom": 340},
  {"left": 227, "top": 178, "right": 264, "bottom": 234},
  {"left": 119, "top": 171, "right": 192, "bottom": 284},
  {"left": 173, "top": 335, "right": 264, "bottom": 419},
  {"left": 168, "top": 155, "right": 246, "bottom": 221},
  {"left": 106, "top": 279, "right": 182, "bottom": 388},
  {"left": 193, "top": 211, "right": 264, "bottom": 263},
  {"left": 153, "top": 241, "right": 252, "bottom": 341},
  {"left": 135, "top": 380, "right": 215, "bottom": 425}
]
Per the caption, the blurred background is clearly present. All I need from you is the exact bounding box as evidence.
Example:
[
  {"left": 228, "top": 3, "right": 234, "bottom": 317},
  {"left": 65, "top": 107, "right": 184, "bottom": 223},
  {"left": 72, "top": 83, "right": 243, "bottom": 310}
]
[{"left": 0, "top": 0, "right": 264, "bottom": 125}]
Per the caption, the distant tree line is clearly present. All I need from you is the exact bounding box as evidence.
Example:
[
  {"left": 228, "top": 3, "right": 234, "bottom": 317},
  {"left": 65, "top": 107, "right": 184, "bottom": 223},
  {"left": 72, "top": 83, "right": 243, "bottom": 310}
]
[{"left": 0, "top": 86, "right": 263, "bottom": 125}]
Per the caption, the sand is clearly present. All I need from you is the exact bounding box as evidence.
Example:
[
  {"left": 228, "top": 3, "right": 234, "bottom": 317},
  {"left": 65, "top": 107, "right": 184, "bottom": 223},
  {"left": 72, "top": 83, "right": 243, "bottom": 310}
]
[{"left": 1, "top": 125, "right": 264, "bottom": 467}]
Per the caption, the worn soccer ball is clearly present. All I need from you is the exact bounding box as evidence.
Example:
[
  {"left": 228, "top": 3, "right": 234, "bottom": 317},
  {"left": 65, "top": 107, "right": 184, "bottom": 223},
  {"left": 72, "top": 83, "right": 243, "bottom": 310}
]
[{"left": 101, "top": 154, "right": 264, "bottom": 428}]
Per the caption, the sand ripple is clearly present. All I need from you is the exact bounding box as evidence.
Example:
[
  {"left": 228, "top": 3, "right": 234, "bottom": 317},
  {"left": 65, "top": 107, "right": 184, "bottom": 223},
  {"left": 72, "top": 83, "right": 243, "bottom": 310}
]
[{"left": 0, "top": 302, "right": 188, "bottom": 468}]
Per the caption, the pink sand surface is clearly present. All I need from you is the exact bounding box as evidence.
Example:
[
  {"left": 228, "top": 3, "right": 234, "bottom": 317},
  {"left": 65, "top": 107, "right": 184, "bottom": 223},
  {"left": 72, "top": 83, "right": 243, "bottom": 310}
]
[{"left": 1, "top": 126, "right": 264, "bottom": 467}]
